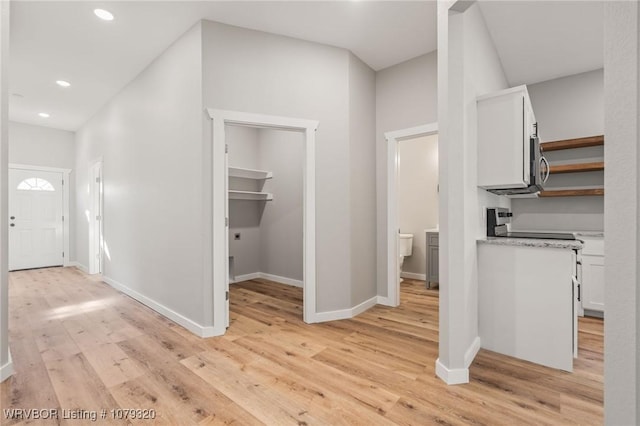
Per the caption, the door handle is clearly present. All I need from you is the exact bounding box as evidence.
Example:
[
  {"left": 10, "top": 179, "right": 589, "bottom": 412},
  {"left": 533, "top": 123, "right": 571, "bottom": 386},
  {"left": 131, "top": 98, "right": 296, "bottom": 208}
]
[{"left": 540, "top": 157, "right": 550, "bottom": 184}]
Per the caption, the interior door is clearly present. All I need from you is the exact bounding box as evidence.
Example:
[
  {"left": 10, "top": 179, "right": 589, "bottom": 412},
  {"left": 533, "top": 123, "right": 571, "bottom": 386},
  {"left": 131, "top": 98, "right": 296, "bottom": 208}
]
[{"left": 9, "top": 168, "right": 64, "bottom": 271}]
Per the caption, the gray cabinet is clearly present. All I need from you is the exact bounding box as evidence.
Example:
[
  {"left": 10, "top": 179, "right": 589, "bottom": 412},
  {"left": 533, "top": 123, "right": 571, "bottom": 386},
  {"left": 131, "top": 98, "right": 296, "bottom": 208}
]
[{"left": 426, "top": 231, "right": 439, "bottom": 288}]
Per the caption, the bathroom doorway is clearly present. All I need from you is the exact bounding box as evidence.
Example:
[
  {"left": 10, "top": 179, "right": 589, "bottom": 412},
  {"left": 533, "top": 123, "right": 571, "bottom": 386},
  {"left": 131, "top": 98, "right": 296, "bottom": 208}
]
[{"left": 385, "top": 123, "right": 438, "bottom": 306}]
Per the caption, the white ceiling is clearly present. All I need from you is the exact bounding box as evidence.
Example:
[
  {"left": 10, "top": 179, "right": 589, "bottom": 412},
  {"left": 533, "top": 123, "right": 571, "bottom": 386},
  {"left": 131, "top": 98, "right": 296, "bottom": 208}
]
[
  {"left": 479, "top": 1, "right": 604, "bottom": 87},
  {"left": 9, "top": 1, "right": 437, "bottom": 131},
  {"left": 10, "top": 1, "right": 606, "bottom": 133}
]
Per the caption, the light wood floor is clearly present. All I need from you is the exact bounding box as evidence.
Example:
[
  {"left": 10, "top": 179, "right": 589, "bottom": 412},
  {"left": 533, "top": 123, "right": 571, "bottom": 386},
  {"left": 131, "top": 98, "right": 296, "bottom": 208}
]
[{"left": 1, "top": 268, "right": 603, "bottom": 425}]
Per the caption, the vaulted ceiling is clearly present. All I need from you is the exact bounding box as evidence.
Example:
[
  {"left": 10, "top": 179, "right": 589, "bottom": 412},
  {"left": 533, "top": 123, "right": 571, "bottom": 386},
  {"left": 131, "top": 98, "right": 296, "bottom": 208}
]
[
  {"left": 9, "top": 1, "right": 437, "bottom": 131},
  {"left": 9, "top": 1, "right": 604, "bottom": 133}
]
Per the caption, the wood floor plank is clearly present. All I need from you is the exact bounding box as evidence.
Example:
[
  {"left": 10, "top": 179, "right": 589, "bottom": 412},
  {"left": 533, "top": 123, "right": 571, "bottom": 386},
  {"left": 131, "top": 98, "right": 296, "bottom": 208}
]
[
  {"left": 233, "top": 334, "right": 402, "bottom": 416},
  {"left": 182, "top": 351, "right": 327, "bottom": 426},
  {"left": 0, "top": 337, "right": 62, "bottom": 426},
  {"left": 2, "top": 269, "right": 604, "bottom": 425},
  {"left": 44, "top": 352, "right": 121, "bottom": 423},
  {"left": 82, "top": 342, "right": 146, "bottom": 388},
  {"left": 116, "top": 335, "right": 238, "bottom": 424},
  {"left": 33, "top": 322, "right": 82, "bottom": 363}
]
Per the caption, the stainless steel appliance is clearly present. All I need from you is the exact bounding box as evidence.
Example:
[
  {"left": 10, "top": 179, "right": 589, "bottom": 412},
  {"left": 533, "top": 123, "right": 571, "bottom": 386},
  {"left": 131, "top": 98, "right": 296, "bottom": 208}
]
[{"left": 486, "top": 207, "right": 576, "bottom": 240}]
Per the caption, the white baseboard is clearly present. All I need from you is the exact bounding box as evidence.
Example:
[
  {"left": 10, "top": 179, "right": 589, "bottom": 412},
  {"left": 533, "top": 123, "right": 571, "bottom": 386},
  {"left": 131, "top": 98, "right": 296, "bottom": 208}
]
[
  {"left": 258, "top": 272, "right": 303, "bottom": 288},
  {"left": 230, "top": 272, "right": 261, "bottom": 284},
  {"left": 464, "top": 336, "right": 481, "bottom": 368},
  {"left": 0, "top": 351, "right": 14, "bottom": 382},
  {"left": 232, "top": 272, "right": 303, "bottom": 288},
  {"left": 435, "top": 358, "right": 469, "bottom": 385},
  {"left": 400, "top": 272, "right": 427, "bottom": 281},
  {"left": 102, "top": 276, "right": 221, "bottom": 338},
  {"left": 376, "top": 295, "right": 394, "bottom": 307},
  {"left": 435, "top": 337, "right": 480, "bottom": 385},
  {"left": 69, "top": 261, "right": 89, "bottom": 274},
  {"left": 314, "top": 295, "right": 378, "bottom": 322}
]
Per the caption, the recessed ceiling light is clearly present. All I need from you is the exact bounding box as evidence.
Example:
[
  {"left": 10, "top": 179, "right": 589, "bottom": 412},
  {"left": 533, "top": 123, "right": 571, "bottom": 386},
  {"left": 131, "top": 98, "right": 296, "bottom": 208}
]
[
  {"left": 56, "top": 80, "right": 71, "bottom": 87},
  {"left": 94, "top": 9, "right": 114, "bottom": 21},
  {"left": 38, "top": 112, "right": 50, "bottom": 118}
]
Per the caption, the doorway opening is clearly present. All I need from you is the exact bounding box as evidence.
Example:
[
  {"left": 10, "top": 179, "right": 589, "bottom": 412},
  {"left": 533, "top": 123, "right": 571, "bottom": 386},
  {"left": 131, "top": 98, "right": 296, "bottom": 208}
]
[
  {"left": 88, "top": 159, "right": 103, "bottom": 275},
  {"left": 385, "top": 123, "right": 438, "bottom": 306},
  {"left": 8, "top": 164, "right": 71, "bottom": 271},
  {"left": 226, "top": 124, "right": 305, "bottom": 325},
  {"left": 208, "top": 109, "right": 319, "bottom": 336}
]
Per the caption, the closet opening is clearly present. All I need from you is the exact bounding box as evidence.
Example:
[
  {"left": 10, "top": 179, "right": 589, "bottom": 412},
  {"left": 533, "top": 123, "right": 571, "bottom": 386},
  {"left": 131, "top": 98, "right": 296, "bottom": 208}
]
[
  {"left": 208, "top": 110, "right": 319, "bottom": 336},
  {"left": 227, "top": 124, "right": 305, "bottom": 326}
]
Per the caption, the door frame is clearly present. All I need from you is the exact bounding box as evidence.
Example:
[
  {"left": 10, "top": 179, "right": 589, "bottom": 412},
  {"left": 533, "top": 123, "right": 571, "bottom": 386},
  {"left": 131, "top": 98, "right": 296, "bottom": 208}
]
[
  {"left": 383, "top": 123, "right": 438, "bottom": 307},
  {"left": 207, "top": 109, "right": 319, "bottom": 335},
  {"left": 8, "top": 164, "right": 71, "bottom": 268},
  {"left": 88, "top": 158, "right": 103, "bottom": 275}
]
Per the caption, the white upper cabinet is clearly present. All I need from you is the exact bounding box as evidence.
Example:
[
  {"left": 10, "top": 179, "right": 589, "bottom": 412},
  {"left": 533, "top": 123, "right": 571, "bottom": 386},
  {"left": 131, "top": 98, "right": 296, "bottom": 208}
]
[{"left": 477, "top": 85, "right": 537, "bottom": 189}]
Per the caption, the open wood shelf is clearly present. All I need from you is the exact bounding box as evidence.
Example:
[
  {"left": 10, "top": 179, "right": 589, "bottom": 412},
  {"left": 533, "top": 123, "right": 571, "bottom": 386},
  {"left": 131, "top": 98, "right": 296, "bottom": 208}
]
[
  {"left": 228, "top": 166, "right": 273, "bottom": 180},
  {"left": 539, "top": 188, "right": 604, "bottom": 198},
  {"left": 541, "top": 135, "right": 604, "bottom": 152},
  {"left": 228, "top": 190, "right": 273, "bottom": 201},
  {"left": 549, "top": 161, "right": 605, "bottom": 174}
]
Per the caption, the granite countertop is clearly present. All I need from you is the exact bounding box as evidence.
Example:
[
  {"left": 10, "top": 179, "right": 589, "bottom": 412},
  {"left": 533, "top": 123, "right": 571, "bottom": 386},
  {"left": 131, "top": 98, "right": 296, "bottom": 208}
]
[
  {"left": 513, "top": 229, "right": 603, "bottom": 238},
  {"left": 478, "top": 237, "right": 583, "bottom": 250}
]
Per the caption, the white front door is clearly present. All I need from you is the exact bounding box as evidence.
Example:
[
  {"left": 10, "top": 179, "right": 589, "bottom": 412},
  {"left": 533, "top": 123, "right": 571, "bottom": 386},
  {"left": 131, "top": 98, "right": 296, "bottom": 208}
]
[{"left": 9, "top": 168, "right": 64, "bottom": 271}]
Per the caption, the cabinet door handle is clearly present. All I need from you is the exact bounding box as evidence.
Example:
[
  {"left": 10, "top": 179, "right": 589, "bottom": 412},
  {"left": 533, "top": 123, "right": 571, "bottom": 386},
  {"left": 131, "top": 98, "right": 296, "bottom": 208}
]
[{"left": 577, "top": 284, "right": 581, "bottom": 302}]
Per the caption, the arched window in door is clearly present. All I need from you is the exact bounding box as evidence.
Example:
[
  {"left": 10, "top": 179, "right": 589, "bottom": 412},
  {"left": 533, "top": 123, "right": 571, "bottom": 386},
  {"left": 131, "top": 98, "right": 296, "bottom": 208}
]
[{"left": 17, "top": 177, "right": 55, "bottom": 191}]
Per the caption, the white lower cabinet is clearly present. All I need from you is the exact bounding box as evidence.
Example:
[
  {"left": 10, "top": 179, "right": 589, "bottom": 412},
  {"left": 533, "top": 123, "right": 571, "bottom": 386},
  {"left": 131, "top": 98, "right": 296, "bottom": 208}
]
[
  {"left": 579, "top": 236, "right": 605, "bottom": 315},
  {"left": 581, "top": 254, "right": 605, "bottom": 313},
  {"left": 478, "top": 243, "right": 576, "bottom": 372}
]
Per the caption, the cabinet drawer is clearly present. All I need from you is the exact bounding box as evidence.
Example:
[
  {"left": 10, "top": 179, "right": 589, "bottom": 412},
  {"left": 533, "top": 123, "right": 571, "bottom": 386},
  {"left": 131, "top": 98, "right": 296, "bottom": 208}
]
[
  {"left": 428, "top": 234, "right": 439, "bottom": 247},
  {"left": 580, "top": 237, "right": 604, "bottom": 256}
]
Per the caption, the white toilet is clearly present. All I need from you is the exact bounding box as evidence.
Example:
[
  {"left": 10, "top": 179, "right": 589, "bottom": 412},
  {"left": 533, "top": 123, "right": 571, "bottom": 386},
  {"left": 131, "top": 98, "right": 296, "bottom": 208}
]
[{"left": 399, "top": 233, "right": 414, "bottom": 282}]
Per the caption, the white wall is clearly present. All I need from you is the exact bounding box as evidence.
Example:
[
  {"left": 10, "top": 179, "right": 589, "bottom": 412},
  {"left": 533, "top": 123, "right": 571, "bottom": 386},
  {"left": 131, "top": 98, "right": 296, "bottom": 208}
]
[
  {"left": 9, "top": 121, "right": 75, "bottom": 167},
  {"left": 437, "top": 1, "right": 510, "bottom": 384},
  {"left": 528, "top": 69, "right": 604, "bottom": 142},
  {"left": 398, "top": 134, "right": 438, "bottom": 276},
  {"left": 511, "top": 69, "right": 604, "bottom": 232},
  {"left": 258, "top": 128, "right": 304, "bottom": 281},
  {"left": 463, "top": 1, "right": 511, "bottom": 369},
  {"left": 202, "top": 20, "right": 377, "bottom": 313},
  {"left": 8, "top": 121, "right": 77, "bottom": 259},
  {"left": 75, "top": 24, "right": 207, "bottom": 327},
  {"left": 604, "top": 2, "right": 640, "bottom": 423},
  {"left": 227, "top": 125, "right": 262, "bottom": 278},
  {"left": 0, "top": 0, "right": 12, "bottom": 382},
  {"left": 73, "top": 18, "right": 379, "bottom": 333},
  {"left": 375, "top": 52, "right": 438, "bottom": 297},
  {"left": 227, "top": 126, "right": 305, "bottom": 284},
  {"left": 349, "top": 53, "right": 377, "bottom": 305}
]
